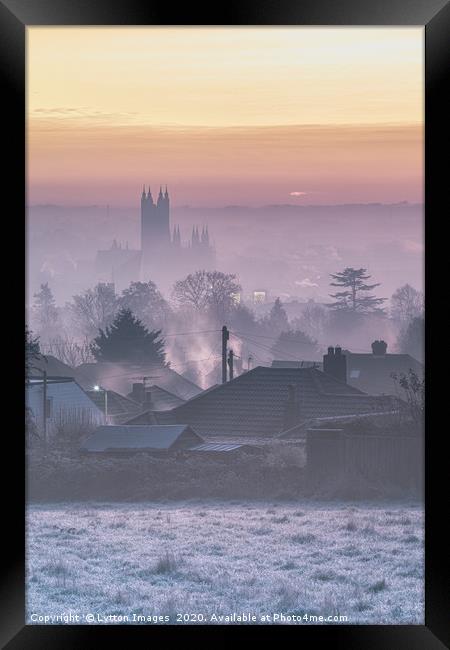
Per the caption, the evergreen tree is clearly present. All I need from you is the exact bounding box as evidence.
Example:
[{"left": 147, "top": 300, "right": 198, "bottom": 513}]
[
  {"left": 32, "top": 283, "right": 59, "bottom": 336},
  {"left": 266, "top": 298, "right": 289, "bottom": 334},
  {"left": 90, "top": 308, "right": 166, "bottom": 365},
  {"left": 329, "top": 268, "right": 386, "bottom": 314}
]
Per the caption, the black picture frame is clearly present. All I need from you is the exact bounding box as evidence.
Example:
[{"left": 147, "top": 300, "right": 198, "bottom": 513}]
[{"left": 2, "top": 0, "right": 448, "bottom": 646}]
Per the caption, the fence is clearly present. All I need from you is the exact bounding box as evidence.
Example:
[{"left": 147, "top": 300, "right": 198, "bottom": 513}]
[{"left": 306, "top": 428, "right": 423, "bottom": 492}]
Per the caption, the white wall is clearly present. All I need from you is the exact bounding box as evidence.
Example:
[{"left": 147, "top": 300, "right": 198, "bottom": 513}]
[{"left": 26, "top": 381, "right": 105, "bottom": 438}]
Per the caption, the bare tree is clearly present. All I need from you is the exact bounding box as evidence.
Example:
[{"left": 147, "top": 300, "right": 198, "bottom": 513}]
[
  {"left": 172, "top": 270, "right": 241, "bottom": 321},
  {"left": 390, "top": 284, "right": 424, "bottom": 324},
  {"left": 295, "top": 301, "right": 329, "bottom": 340},
  {"left": 42, "top": 335, "right": 94, "bottom": 367},
  {"left": 68, "top": 283, "right": 118, "bottom": 337}
]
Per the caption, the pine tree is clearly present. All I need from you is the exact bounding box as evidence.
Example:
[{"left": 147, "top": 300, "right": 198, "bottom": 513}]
[
  {"left": 32, "top": 283, "right": 59, "bottom": 336},
  {"left": 90, "top": 308, "right": 166, "bottom": 365},
  {"left": 329, "top": 268, "right": 386, "bottom": 314},
  {"left": 267, "top": 298, "right": 289, "bottom": 333}
]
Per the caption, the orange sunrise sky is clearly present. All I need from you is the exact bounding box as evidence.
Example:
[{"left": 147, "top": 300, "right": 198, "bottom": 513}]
[{"left": 27, "top": 27, "right": 423, "bottom": 207}]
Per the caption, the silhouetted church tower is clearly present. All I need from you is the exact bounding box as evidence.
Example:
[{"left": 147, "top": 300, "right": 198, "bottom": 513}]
[{"left": 141, "top": 185, "right": 171, "bottom": 260}]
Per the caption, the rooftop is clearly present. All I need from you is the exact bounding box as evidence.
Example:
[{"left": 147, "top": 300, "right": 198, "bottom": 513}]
[{"left": 168, "top": 366, "right": 398, "bottom": 438}]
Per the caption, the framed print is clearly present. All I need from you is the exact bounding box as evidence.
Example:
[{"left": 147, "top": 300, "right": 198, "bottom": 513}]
[{"left": 1, "top": 0, "right": 449, "bottom": 647}]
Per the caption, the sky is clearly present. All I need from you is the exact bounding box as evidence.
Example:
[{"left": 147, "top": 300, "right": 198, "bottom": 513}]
[{"left": 27, "top": 27, "right": 423, "bottom": 207}]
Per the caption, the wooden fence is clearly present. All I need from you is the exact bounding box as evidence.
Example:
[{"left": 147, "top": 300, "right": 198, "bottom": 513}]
[{"left": 306, "top": 428, "right": 423, "bottom": 492}]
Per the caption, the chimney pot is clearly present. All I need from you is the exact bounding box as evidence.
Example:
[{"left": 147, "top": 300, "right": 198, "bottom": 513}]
[{"left": 371, "top": 340, "right": 388, "bottom": 355}]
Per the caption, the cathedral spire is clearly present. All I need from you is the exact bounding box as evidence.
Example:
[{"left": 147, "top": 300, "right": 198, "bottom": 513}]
[
  {"left": 164, "top": 185, "right": 169, "bottom": 199},
  {"left": 147, "top": 186, "right": 153, "bottom": 204},
  {"left": 142, "top": 184, "right": 146, "bottom": 199}
]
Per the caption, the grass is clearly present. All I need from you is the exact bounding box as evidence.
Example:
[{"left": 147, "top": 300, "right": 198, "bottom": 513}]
[{"left": 26, "top": 501, "right": 424, "bottom": 625}]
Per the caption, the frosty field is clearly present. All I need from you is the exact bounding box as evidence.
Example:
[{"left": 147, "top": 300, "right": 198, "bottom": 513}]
[{"left": 26, "top": 501, "right": 424, "bottom": 625}]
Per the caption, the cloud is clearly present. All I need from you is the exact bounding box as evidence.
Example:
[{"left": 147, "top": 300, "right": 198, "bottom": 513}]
[
  {"left": 403, "top": 239, "right": 423, "bottom": 253},
  {"left": 289, "top": 191, "right": 308, "bottom": 197},
  {"left": 295, "top": 278, "right": 319, "bottom": 288}
]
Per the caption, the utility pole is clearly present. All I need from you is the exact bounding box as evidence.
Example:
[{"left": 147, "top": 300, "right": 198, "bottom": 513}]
[
  {"left": 222, "top": 325, "right": 229, "bottom": 384},
  {"left": 227, "top": 349, "right": 234, "bottom": 381},
  {"left": 42, "top": 370, "right": 47, "bottom": 450}
]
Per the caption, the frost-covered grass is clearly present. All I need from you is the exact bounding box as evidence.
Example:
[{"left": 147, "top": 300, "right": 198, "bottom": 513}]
[{"left": 26, "top": 501, "right": 424, "bottom": 625}]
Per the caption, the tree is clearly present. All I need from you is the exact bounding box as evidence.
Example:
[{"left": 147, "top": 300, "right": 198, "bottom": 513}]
[
  {"left": 397, "top": 316, "right": 424, "bottom": 362},
  {"left": 264, "top": 298, "right": 289, "bottom": 335},
  {"left": 294, "top": 301, "right": 329, "bottom": 340},
  {"left": 69, "top": 283, "right": 118, "bottom": 337},
  {"left": 329, "top": 267, "right": 386, "bottom": 314},
  {"left": 25, "top": 327, "right": 42, "bottom": 377},
  {"left": 42, "top": 335, "right": 94, "bottom": 367},
  {"left": 172, "top": 270, "right": 241, "bottom": 321},
  {"left": 90, "top": 308, "right": 166, "bottom": 365},
  {"left": 119, "top": 280, "right": 169, "bottom": 329},
  {"left": 390, "top": 284, "right": 423, "bottom": 324},
  {"left": 271, "top": 329, "right": 320, "bottom": 361},
  {"left": 32, "top": 283, "right": 59, "bottom": 339},
  {"left": 391, "top": 369, "right": 424, "bottom": 427}
]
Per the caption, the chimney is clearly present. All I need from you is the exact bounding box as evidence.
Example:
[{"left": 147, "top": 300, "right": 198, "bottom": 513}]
[
  {"left": 371, "top": 340, "right": 388, "bottom": 355},
  {"left": 130, "top": 382, "right": 145, "bottom": 404},
  {"left": 323, "top": 346, "right": 347, "bottom": 383},
  {"left": 144, "top": 387, "right": 154, "bottom": 411}
]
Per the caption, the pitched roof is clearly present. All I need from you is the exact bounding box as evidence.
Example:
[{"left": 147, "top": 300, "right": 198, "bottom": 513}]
[
  {"left": 168, "top": 366, "right": 398, "bottom": 438},
  {"left": 74, "top": 362, "right": 202, "bottom": 401},
  {"left": 81, "top": 424, "right": 202, "bottom": 452},
  {"left": 343, "top": 351, "right": 423, "bottom": 395},
  {"left": 85, "top": 389, "right": 142, "bottom": 423},
  {"left": 30, "top": 355, "right": 76, "bottom": 379},
  {"left": 126, "top": 384, "right": 185, "bottom": 411}
]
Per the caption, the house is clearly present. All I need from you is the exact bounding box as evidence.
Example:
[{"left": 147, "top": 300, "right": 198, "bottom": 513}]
[
  {"left": 74, "top": 362, "right": 202, "bottom": 402},
  {"left": 127, "top": 383, "right": 186, "bottom": 411},
  {"left": 81, "top": 424, "right": 203, "bottom": 455},
  {"left": 26, "top": 377, "right": 105, "bottom": 438},
  {"left": 154, "top": 365, "right": 399, "bottom": 439},
  {"left": 30, "top": 354, "right": 76, "bottom": 379},
  {"left": 342, "top": 340, "right": 423, "bottom": 395},
  {"left": 84, "top": 389, "right": 143, "bottom": 424}
]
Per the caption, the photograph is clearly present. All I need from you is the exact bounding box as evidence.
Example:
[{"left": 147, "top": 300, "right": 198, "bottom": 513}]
[{"left": 24, "top": 25, "right": 426, "bottom": 626}]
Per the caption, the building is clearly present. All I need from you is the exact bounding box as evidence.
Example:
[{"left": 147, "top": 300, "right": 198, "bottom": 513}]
[
  {"left": 148, "top": 366, "right": 399, "bottom": 439},
  {"left": 140, "top": 186, "right": 215, "bottom": 287},
  {"left": 127, "top": 383, "right": 186, "bottom": 411},
  {"left": 342, "top": 340, "right": 424, "bottom": 395},
  {"left": 74, "top": 361, "right": 202, "bottom": 402},
  {"left": 95, "top": 240, "right": 141, "bottom": 291},
  {"left": 26, "top": 377, "right": 105, "bottom": 438},
  {"left": 95, "top": 187, "right": 215, "bottom": 291},
  {"left": 81, "top": 424, "right": 203, "bottom": 455},
  {"left": 85, "top": 388, "right": 143, "bottom": 425}
]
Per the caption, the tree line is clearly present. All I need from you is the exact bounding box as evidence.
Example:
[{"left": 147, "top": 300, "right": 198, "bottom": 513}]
[{"left": 28, "top": 267, "right": 424, "bottom": 370}]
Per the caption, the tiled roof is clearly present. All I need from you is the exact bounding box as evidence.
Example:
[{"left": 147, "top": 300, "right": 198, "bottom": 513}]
[
  {"left": 344, "top": 351, "right": 423, "bottom": 395},
  {"left": 75, "top": 362, "right": 202, "bottom": 401},
  {"left": 169, "top": 366, "right": 399, "bottom": 438},
  {"left": 127, "top": 384, "right": 185, "bottom": 411},
  {"left": 81, "top": 424, "right": 202, "bottom": 452}
]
